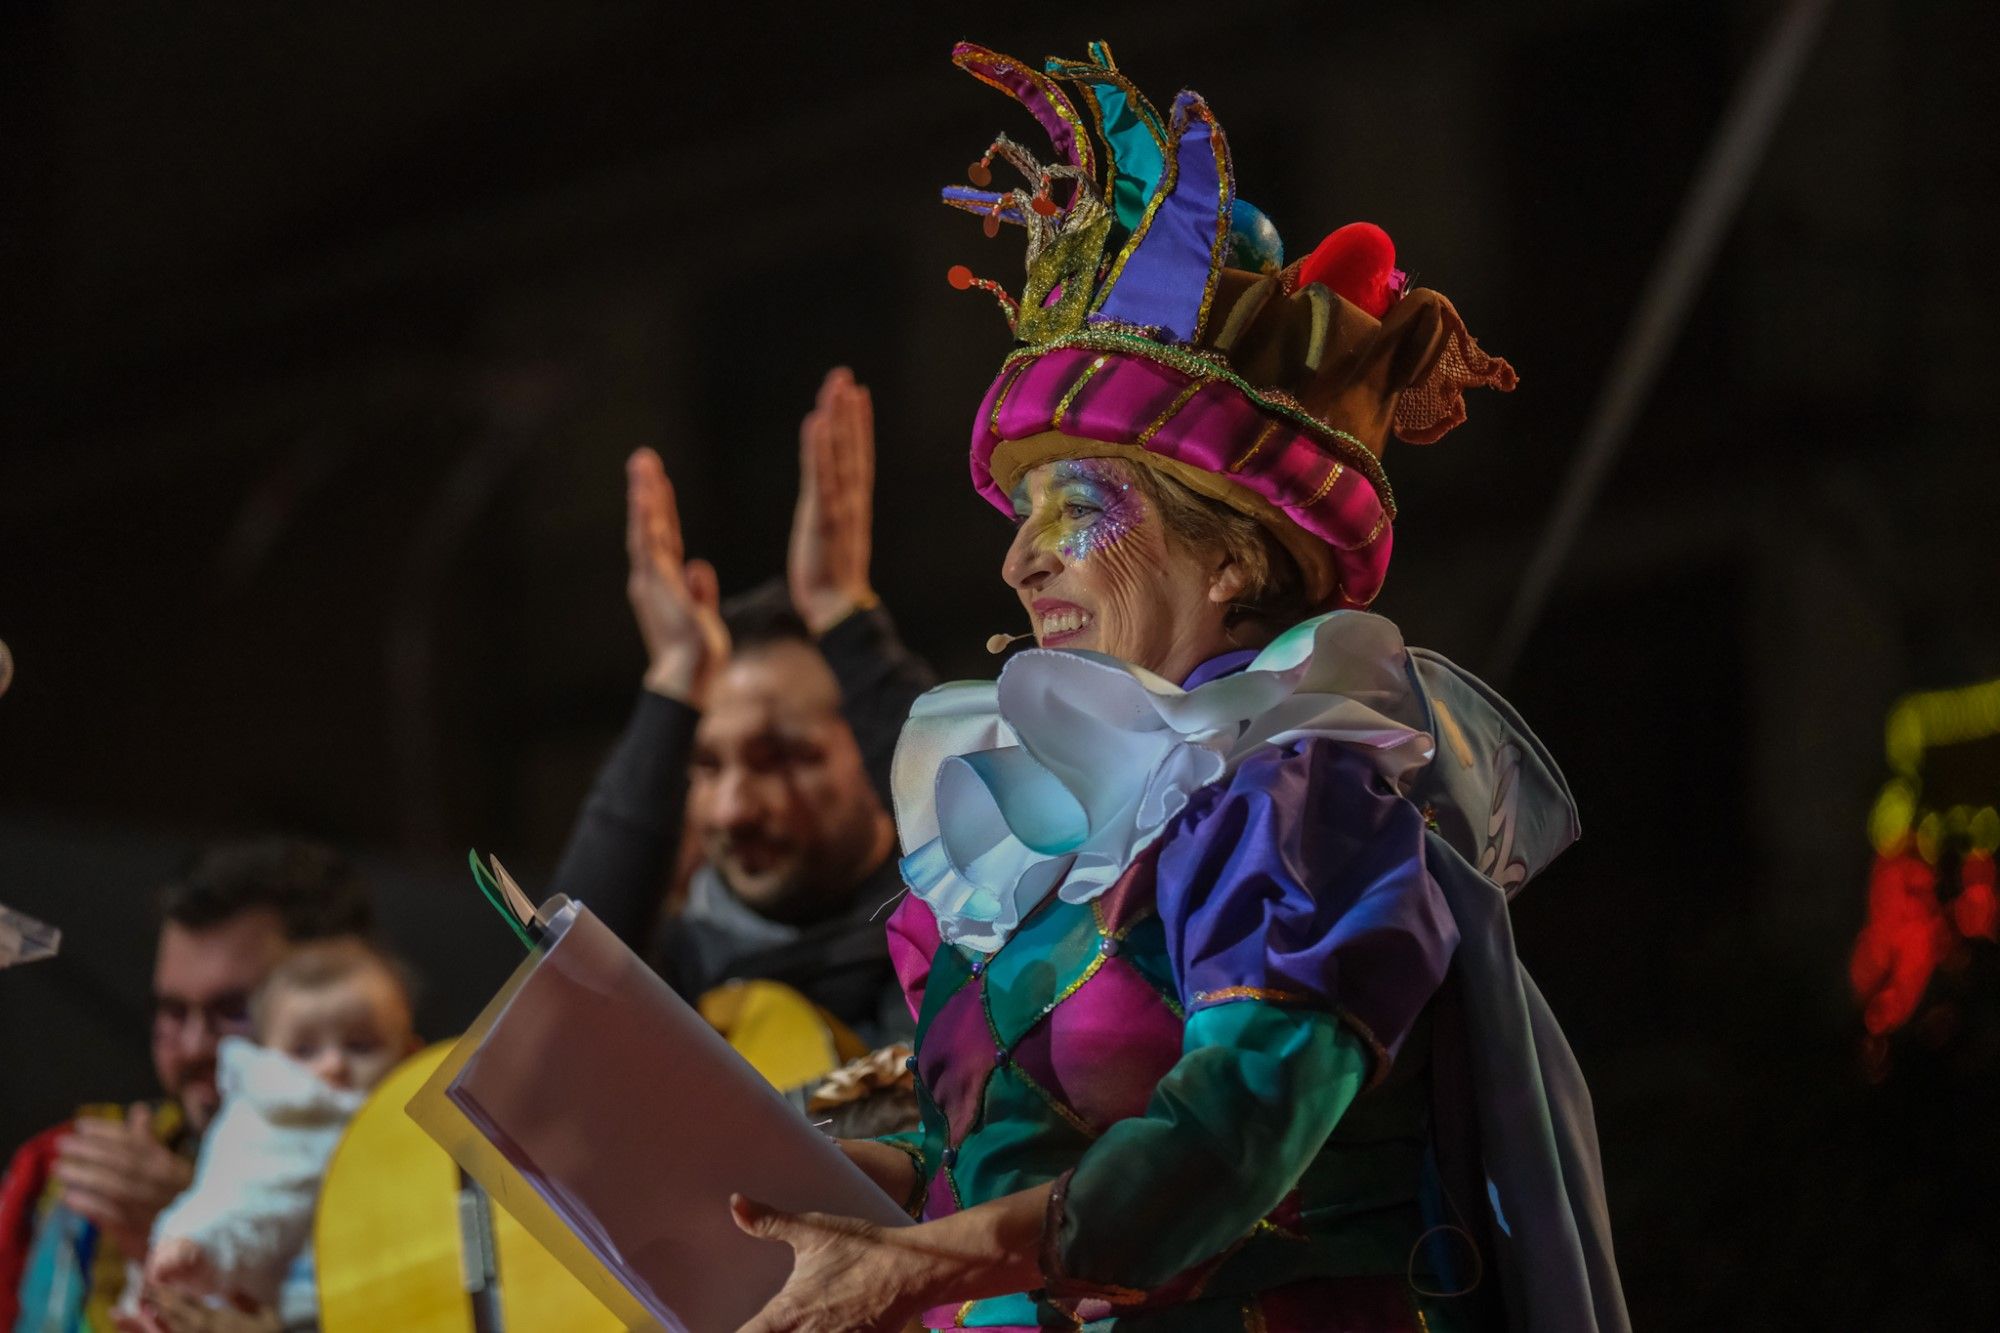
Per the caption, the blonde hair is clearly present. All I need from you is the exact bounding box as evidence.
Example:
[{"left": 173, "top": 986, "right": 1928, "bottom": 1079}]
[{"left": 1126, "top": 464, "right": 1316, "bottom": 638}]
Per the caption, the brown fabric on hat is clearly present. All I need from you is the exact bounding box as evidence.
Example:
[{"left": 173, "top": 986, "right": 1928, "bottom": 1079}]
[
  {"left": 1204, "top": 272, "right": 1493, "bottom": 464},
  {"left": 1391, "top": 301, "right": 1521, "bottom": 444}
]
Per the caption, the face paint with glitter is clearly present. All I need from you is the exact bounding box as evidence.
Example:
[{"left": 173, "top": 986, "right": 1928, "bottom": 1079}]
[
  {"left": 1018, "top": 458, "right": 1143, "bottom": 563},
  {"left": 1001, "top": 456, "right": 1244, "bottom": 680}
]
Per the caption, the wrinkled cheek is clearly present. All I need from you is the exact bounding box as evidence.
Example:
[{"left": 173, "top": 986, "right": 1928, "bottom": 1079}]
[{"left": 1081, "top": 541, "right": 1172, "bottom": 663}]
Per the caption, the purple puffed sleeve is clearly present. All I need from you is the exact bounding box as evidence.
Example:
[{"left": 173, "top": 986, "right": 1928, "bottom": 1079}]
[{"left": 1155, "top": 737, "right": 1458, "bottom": 1077}]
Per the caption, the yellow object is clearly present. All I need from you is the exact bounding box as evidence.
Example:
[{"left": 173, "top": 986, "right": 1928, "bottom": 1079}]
[
  {"left": 324, "top": 980, "right": 862, "bottom": 1328},
  {"left": 696, "top": 979, "right": 868, "bottom": 1092},
  {"left": 315, "top": 1042, "right": 622, "bottom": 1333},
  {"left": 1869, "top": 675, "right": 2000, "bottom": 853}
]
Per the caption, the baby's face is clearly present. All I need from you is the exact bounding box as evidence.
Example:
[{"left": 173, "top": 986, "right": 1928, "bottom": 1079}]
[{"left": 260, "top": 968, "right": 414, "bottom": 1093}]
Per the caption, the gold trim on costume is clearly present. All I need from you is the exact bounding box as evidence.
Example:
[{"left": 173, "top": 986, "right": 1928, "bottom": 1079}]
[
  {"left": 1252, "top": 1216, "right": 1311, "bottom": 1243},
  {"left": 1191, "top": 98, "right": 1234, "bottom": 344},
  {"left": 1050, "top": 355, "right": 1111, "bottom": 429},
  {"left": 1227, "top": 418, "right": 1283, "bottom": 474},
  {"left": 1327, "top": 507, "right": 1391, "bottom": 553},
  {"left": 1008, "top": 1060, "right": 1100, "bottom": 1141},
  {"left": 1136, "top": 379, "right": 1207, "bottom": 447},
  {"left": 996, "top": 331, "right": 1392, "bottom": 511},
  {"left": 1193, "top": 985, "right": 1312, "bottom": 1004},
  {"left": 1304, "top": 460, "right": 1346, "bottom": 507},
  {"left": 987, "top": 362, "right": 1028, "bottom": 437}
]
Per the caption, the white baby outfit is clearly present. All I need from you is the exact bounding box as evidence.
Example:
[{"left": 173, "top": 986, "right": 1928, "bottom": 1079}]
[{"left": 150, "top": 1036, "right": 365, "bottom": 1327}]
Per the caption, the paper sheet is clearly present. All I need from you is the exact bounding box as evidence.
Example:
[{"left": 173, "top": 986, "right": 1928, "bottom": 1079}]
[{"left": 408, "top": 898, "right": 909, "bottom": 1333}]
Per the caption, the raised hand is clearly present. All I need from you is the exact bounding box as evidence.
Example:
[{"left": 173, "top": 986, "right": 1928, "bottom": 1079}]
[
  {"left": 625, "top": 447, "right": 730, "bottom": 707},
  {"left": 54, "top": 1105, "right": 193, "bottom": 1262},
  {"left": 788, "top": 368, "right": 879, "bottom": 634}
]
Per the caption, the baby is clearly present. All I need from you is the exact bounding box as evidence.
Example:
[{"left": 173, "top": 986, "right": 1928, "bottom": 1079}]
[{"left": 142, "top": 938, "right": 419, "bottom": 1326}]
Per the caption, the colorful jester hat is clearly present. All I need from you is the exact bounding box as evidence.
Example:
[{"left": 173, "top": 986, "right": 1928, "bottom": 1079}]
[{"left": 943, "top": 41, "right": 1517, "bottom": 609}]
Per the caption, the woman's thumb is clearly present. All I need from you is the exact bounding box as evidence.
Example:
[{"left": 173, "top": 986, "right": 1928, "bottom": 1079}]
[{"left": 730, "top": 1193, "right": 789, "bottom": 1242}]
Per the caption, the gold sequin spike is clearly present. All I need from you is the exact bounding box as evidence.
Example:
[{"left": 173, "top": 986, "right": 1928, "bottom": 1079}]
[
  {"left": 1227, "top": 418, "right": 1282, "bottom": 474},
  {"left": 1304, "top": 459, "right": 1346, "bottom": 506},
  {"left": 1135, "top": 378, "right": 1207, "bottom": 448},
  {"left": 1048, "top": 355, "right": 1111, "bottom": 429}
]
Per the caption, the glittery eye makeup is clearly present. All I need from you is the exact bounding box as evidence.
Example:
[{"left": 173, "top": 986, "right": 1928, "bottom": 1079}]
[{"left": 1035, "top": 458, "right": 1141, "bottom": 563}]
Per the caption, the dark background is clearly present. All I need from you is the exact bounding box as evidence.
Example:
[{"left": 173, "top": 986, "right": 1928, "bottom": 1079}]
[{"left": 3, "top": 1, "right": 1996, "bottom": 1326}]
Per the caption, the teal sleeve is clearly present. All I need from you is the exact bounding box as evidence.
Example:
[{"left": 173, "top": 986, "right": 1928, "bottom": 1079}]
[
  {"left": 871, "top": 1128, "right": 933, "bottom": 1219},
  {"left": 1045, "top": 999, "right": 1368, "bottom": 1293}
]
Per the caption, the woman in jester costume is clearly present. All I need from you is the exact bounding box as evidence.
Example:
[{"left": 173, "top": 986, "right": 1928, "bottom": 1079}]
[{"left": 731, "top": 42, "right": 1628, "bottom": 1333}]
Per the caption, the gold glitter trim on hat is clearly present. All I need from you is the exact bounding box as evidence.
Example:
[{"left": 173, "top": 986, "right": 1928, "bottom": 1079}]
[
  {"left": 1191, "top": 96, "right": 1234, "bottom": 344},
  {"left": 1135, "top": 378, "right": 1208, "bottom": 447},
  {"left": 995, "top": 328, "right": 1396, "bottom": 510},
  {"left": 1304, "top": 460, "right": 1346, "bottom": 507},
  {"left": 1328, "top": 508, "right": 1392, "bottom": 553},
  {"left": 955, "top": 50, "right": 1096, "bottom": 181},
  {"left": 987, "top": 361, "right": 1028, "bottom": 435},
  {"left": 1045, "top": 43, "right": 1167, "bottom": 207},
  {"left": 1049, "top": 354, "right": 1111, "bottom": 429},
  {"left": 1227, "top": 418, "right": 1282, "bottom": 474},
  {"left": 1089, "top": 107, "right": 1181, "bottom": 320}
]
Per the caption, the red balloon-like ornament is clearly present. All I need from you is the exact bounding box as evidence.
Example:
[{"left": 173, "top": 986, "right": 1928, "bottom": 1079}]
[{"left": 1296, "top": 221, "right": 1399, "bottom": 317}]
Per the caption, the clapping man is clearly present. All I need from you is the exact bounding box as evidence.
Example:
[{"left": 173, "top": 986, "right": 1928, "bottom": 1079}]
[{"left": 548, "top": 368, "right": 933, "bottom": 1042}]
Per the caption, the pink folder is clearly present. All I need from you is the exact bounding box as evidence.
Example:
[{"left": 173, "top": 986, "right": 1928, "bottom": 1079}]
[{"left": 407, "top": 897, "right": 910, "bottom": 1332}]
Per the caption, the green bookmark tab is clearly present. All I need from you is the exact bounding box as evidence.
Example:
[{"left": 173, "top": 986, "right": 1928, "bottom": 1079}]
[{"left": 467, "top": 849, "right": 536, "bottom": 950}]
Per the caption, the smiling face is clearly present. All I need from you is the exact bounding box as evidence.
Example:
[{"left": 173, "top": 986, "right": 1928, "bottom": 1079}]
[
  {"left": 687, "top": 640, "right": 892, "bottom": 921},
  {"left": 1001, "top": 457, "right": 1248, "bottom": 681}
]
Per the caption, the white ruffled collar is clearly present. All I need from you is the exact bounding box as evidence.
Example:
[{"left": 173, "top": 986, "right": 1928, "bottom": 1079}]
[{"left": 890, "top": 612, "right": 1437, "bottom": 952}]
